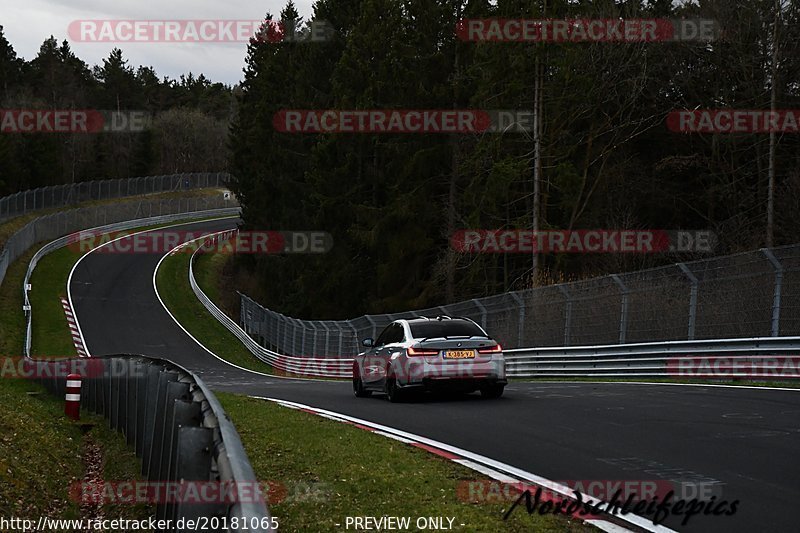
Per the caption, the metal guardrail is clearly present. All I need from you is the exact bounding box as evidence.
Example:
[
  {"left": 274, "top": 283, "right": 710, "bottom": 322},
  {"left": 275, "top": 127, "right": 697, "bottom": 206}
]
[
  {"left": 188, "top": 231, "right": 352, "bottom": 379},
  {"left": 28, "top": 355, "right": 274, "bottom": 532},
  {"left": 504, "top": 336, "right": 800, "bottom": 378},
  {"left": 23, "top": 208, "right": 241, "bottom": 357}
]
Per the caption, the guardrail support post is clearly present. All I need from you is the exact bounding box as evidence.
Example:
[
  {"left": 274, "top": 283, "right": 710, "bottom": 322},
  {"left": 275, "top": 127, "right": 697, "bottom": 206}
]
[
  {"left": 125, "top": 359, "right": 138, "bottom": 445},
  {"left": 173, "top": 427, "right": 218, "bottom": 529},
  {"left": 159, "top": 398, "right": 201, "bottom": 522},
  {"left": 678, "top": 263, "right": 698, "bottom": 340},
  {"left": 146, "top": 371, "right": 179, "bottom": 480},
  {"left": 762, "top": 248, "right": 783, "bottom": 337},
  {"left": 611, "top": 274, "right": 629, "bottom": 344},
  {"left": 155, "top": 381, "right": 191, "bottom": 489},
  {"left": 138, "top": 365, "right": 159, "bottom": 458}
]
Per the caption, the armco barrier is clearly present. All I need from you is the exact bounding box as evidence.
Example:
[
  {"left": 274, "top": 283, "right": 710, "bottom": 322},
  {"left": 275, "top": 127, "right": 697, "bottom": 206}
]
[
  {"left": 187, "top": 232, "right": 352, "bottom": 379},
  {"left": 28, "top": 355, "right": 275, "bottom": 531},
  {"left": 503, "top": 336, "right": 800, "bottom": 378},
  {"left": 23, "top": 208, "right": 241, "bottom": 357}
]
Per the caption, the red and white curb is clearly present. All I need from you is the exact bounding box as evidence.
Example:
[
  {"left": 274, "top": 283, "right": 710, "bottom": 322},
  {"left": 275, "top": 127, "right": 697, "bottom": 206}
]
[
  {"left": 253, "top": 397, "right": 675, "bottom": 533},
  {"left": 61, "top": 297, "right": 88, "bottom": 357}
]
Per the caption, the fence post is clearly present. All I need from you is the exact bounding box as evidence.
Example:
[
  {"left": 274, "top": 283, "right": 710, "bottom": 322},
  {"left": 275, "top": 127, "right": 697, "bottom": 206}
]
[
  {"left": 334, "top": 323, "right": 344, "bottom": 357},
  {"left": 557, "top": 285, "right": 572, "bottom": 346},
  {"left": 611, "top": 274, "right": 629, "bottom": 344},
  {"left": 172, "top": 426, "right": 217, "bottom": 526},
  {"left": 509, "top": 292, "right": 525, "bottom": 349},
  {"left": 366, "top": 316, "right": 378, "bottom": 343},
  {"left": 762, "top": 249, "right": 783, "bottom": 337},
  {"left": 278, "top": 313, "right": 287, "bottom": 355},
  {"left": 472, "top": 299, "right": 488, "bottom": 330},
  {"left": 349, "top": 323, "right": 359, "bottom": 357},
  {"left": 291, "top": 318, "right": 299, "bottom": 356},
  {"left": 308, "top": 322, "right": 319, "bottom": 357},
  {"left": 678, "top": 263, "right": 698, "bottom": 340},
  {"left": 321, "top": 322, "right": 331, "bottom": 357}
]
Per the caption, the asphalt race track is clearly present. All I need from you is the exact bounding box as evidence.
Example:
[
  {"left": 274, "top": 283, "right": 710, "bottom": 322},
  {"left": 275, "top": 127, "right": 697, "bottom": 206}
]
[{"left": 70, "top": 219, "right": 800, "bottom": 532}]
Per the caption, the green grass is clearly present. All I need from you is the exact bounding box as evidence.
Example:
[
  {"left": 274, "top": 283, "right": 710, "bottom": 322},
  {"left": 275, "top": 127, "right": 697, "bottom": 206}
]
[
  {"left": 0, "top": 379, "right": 84, "bottom": 519},
  {"left": 219, "top": 394, "right": 590, "bottom": 533},
  {"left": 0, "top": 379, "right": 153, "bottom": 521},
  {"left": 156, "top": 249, "right": 275, "bottom": 374},
  {"left": 194, "top": 251, "right": 225, "bottom": 303},
  {"left": 29, "top": 246, "right": 84, "bottom": 357},
  {"left": 0, "top": 247, "right": 33, "bottom": 357}
]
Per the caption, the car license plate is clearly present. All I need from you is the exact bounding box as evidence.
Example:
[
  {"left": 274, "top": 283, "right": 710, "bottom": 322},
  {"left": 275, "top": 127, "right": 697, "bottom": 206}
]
[{"left": 445, "top": 350, "right": 475, "bottom": 359}]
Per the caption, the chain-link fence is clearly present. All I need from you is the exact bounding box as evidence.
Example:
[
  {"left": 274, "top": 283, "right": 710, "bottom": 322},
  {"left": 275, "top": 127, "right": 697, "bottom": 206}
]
[
  {"left": 0, "top": 194, "right": 239, "bottom": 305},
  {"left": 0, "top": 173, "right": 231, "bottom": 223},
  {"left": 239, "top": 245, "right": 800, "bottom": 357}
]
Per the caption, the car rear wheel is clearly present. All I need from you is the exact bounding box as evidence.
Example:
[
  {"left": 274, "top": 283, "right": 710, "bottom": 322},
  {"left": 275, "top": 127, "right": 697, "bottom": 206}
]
[
  {"left": 385, "top": 374, "right": 405, "bottom": 403},
  {"left": 353, "top": 367, "right": 371, "bottom": 398},
  {"left": 480, "top": 383, "right": 505, "bottom": 399}
]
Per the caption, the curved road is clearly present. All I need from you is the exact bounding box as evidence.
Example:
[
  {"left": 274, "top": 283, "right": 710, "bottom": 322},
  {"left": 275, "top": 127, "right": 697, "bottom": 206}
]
[{"left": 70, "top": 219, "right": 800, "bottom": 532}]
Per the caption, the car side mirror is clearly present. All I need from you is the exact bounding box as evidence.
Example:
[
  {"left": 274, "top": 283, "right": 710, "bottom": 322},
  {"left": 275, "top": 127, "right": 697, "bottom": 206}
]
[{"left": 362, "top": 338, "right": 374, "bottom": 348}]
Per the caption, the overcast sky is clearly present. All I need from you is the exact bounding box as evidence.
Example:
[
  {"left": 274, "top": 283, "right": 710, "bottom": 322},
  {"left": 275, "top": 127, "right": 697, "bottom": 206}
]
[{"left": 3, "top": 0, "right": 316, "bottom": 85}]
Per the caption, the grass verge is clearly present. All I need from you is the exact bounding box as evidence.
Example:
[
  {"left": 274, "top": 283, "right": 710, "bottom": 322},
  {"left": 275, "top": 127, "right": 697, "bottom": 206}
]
[
  {"left": 156, "top": 249, "right": 274, "bottom": 374},
  {"left": 0, "top": 248, "right": 152, "bottom": 522},
  {"left": 0, "top": 379, "right": 153, "bottom": 521},
  {"left": 219, "top": 394, "right": 590, "bottom": 533},
  {"left": 29, "top": 246, "right": 84, "bottom": 357}
]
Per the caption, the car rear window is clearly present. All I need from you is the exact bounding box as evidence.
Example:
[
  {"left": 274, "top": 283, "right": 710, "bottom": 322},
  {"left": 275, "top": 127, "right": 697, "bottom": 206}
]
[{"left": 409, "top": 320, "right": 486, "bottom": 339}]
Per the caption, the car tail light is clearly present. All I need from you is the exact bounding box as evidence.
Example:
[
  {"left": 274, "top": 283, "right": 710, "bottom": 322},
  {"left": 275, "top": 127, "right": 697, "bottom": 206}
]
[
  {"left": 408, "top": 347, "right": 440, "bottom": 357},
  {"left": 477, "top": 344, "right": 502, "bottom": 354}
]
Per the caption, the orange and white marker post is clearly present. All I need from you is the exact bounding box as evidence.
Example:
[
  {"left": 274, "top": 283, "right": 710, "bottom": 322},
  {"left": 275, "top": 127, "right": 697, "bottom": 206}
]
[{"left": 65, "top": 373, "right": 82, "bottom": 420}]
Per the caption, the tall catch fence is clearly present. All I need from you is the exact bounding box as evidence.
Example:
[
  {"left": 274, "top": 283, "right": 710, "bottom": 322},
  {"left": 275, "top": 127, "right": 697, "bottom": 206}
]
[
  {"left": 0, "top": 173, "right": 230, "bottom": 222},
  {"left": 239, "top": 245, "right": 800, "bottom": 357}
]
